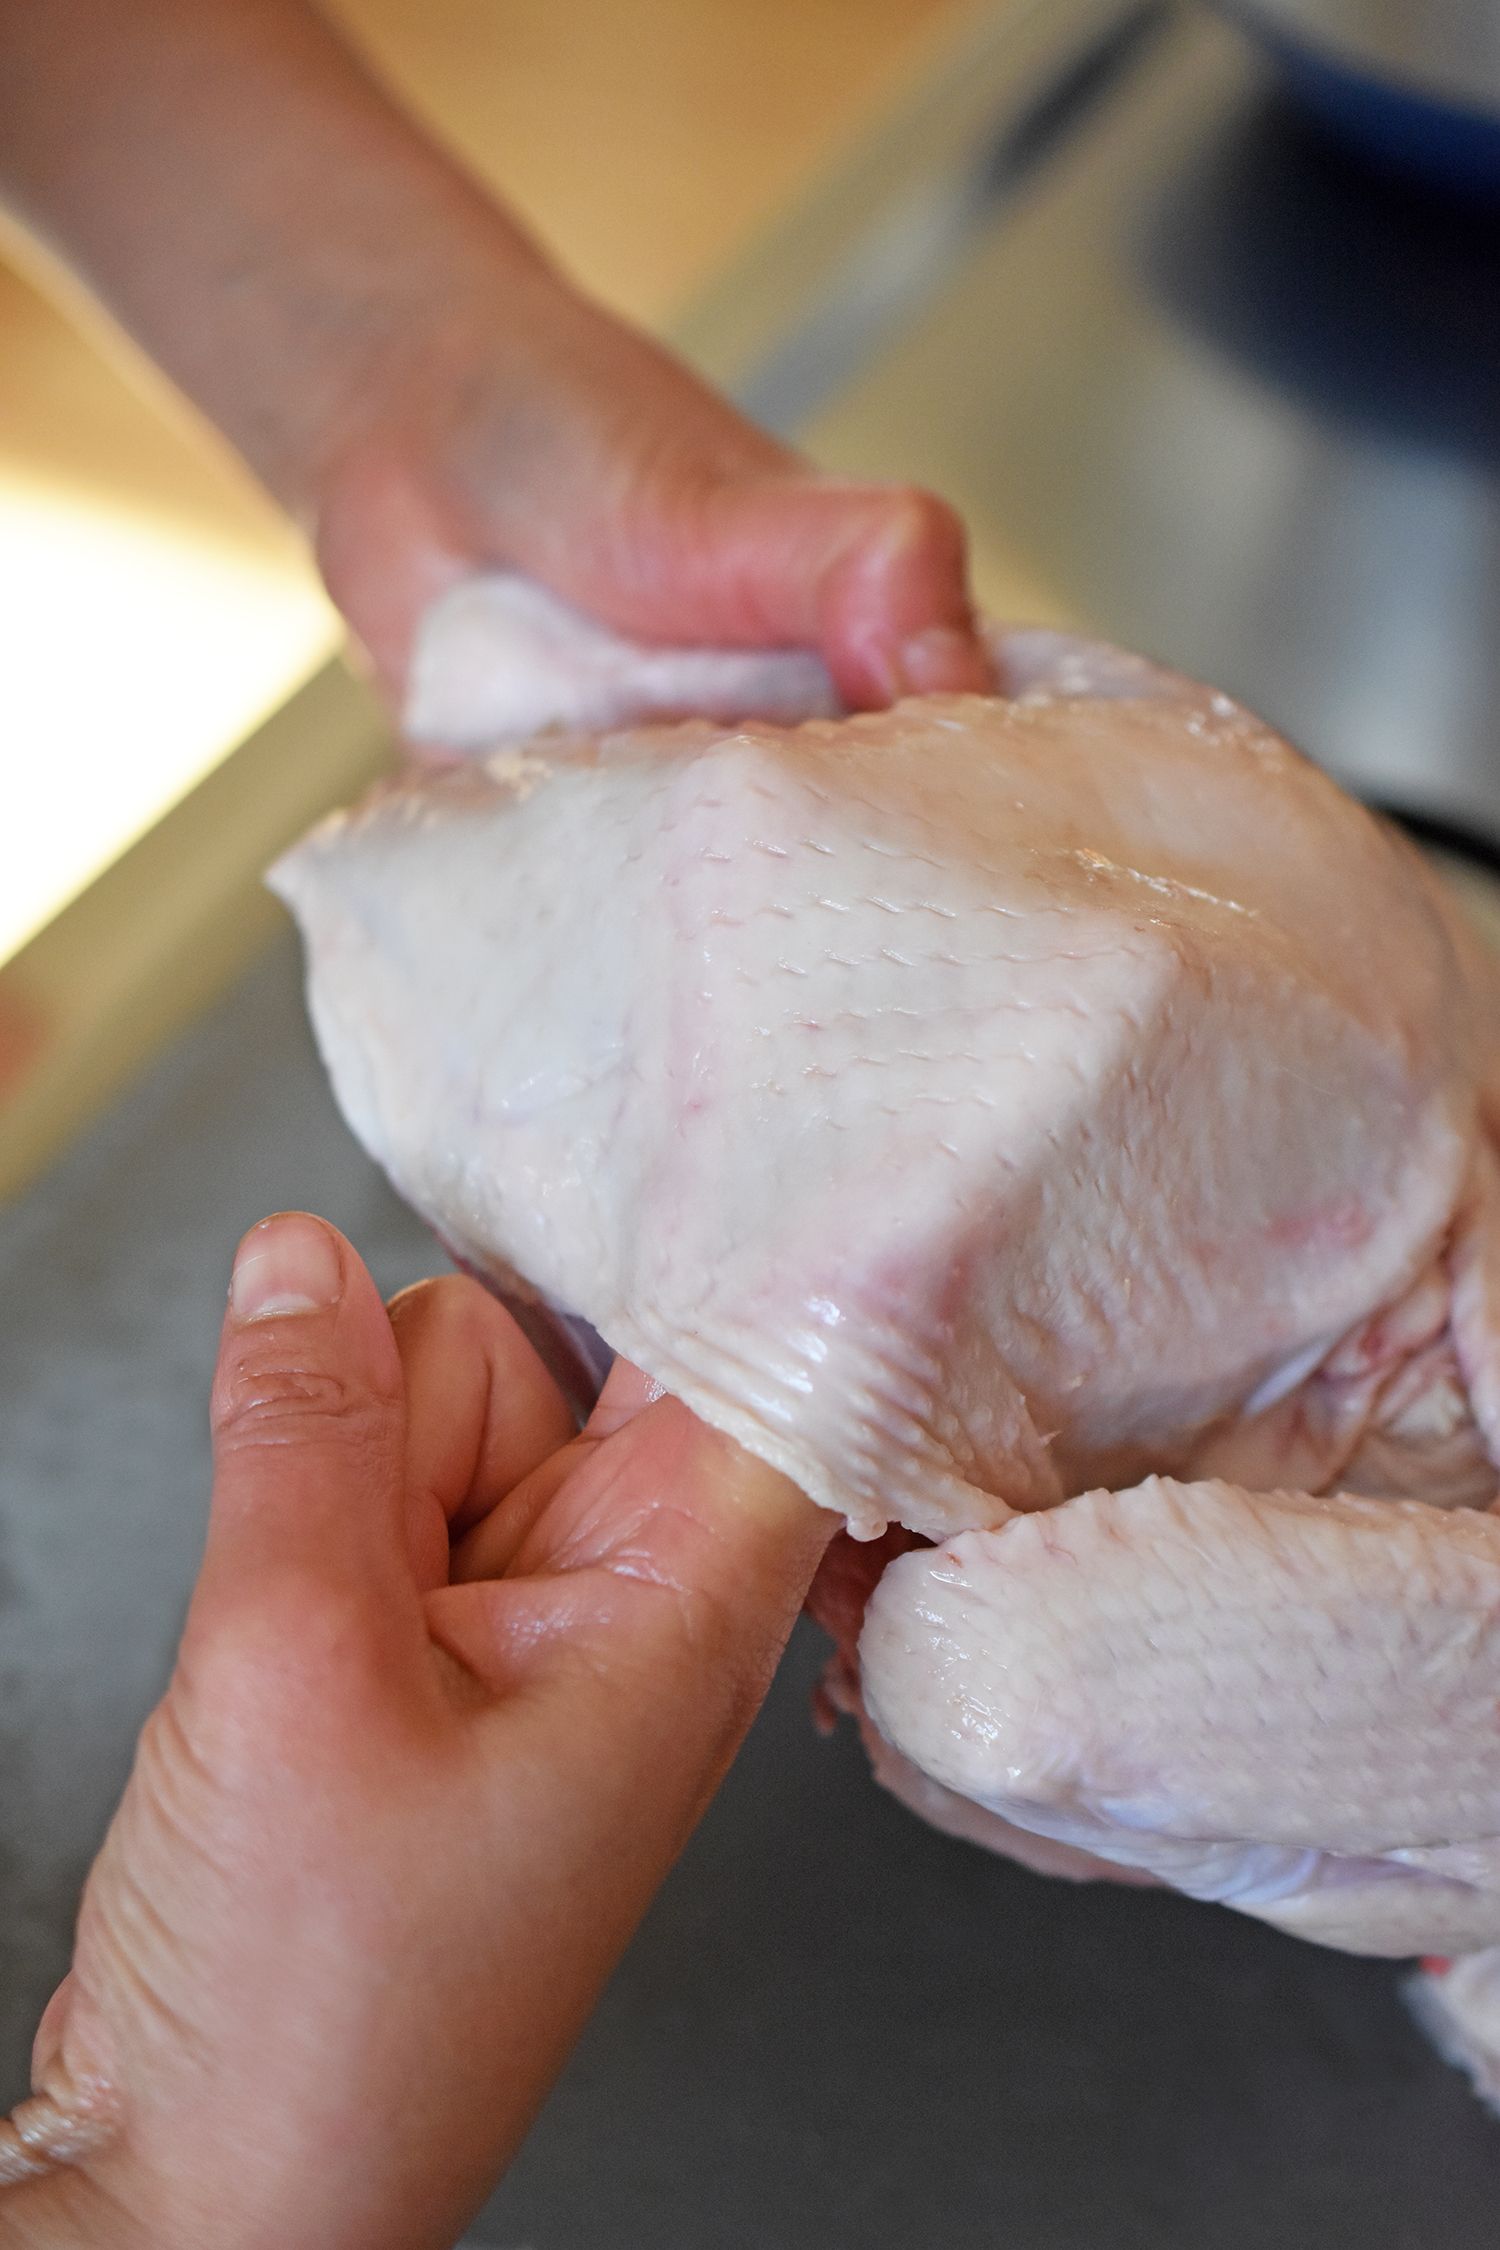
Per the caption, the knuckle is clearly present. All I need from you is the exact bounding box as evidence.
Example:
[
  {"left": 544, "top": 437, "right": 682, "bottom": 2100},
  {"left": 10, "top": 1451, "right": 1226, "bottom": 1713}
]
[
  {"left": 636, "top": 1565, "right": 771, "bottom": 1724},
  {"left": 212, "top": 1348, "right": 392, "bottom": 1454},
  {"left": 883, "top": 484, "right": 966, "bottom": 570},
  {"left": 390, "top": 1270, "right": 490, "bottom": 1341},
  {"left": 181, "top": 1575, "right": 385, "bottom": 1743}
]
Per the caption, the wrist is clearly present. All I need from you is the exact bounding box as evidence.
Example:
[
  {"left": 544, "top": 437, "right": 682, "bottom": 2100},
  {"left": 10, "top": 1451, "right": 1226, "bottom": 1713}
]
[{"left": 273, "top": 210, "right": 552, "bottom": 525}]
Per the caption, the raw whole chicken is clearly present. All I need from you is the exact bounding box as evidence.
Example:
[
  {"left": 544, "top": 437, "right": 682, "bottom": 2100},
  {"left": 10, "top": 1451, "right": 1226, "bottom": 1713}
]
[{"left": 274, "top": 575, "right": 1500, "bottom": 2106}]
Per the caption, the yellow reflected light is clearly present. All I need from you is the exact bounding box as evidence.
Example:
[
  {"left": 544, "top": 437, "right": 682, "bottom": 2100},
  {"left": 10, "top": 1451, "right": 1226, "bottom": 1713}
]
[{"left": 0, "top": 471, "right": 336, "bottom": 965}]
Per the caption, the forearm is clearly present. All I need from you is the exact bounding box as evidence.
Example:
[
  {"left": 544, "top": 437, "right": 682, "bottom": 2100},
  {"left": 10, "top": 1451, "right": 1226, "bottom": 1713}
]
[
  {"left": 0, "top": 0, "right": 547, "bottom": 513},
  {"left": 0, "top": 0, "right": 988, "bottom": 714}
]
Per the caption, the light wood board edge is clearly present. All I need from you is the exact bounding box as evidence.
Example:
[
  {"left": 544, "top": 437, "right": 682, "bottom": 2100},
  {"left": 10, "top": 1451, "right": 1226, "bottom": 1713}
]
[{"left": 0, "top": 658, "right": 390, "bottom": 1199}]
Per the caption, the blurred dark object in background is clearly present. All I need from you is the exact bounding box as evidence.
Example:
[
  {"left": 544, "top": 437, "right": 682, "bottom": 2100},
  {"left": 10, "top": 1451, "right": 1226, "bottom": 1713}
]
[{"left": 1218, "top": 0, "right": 1500, "bottom": 200}]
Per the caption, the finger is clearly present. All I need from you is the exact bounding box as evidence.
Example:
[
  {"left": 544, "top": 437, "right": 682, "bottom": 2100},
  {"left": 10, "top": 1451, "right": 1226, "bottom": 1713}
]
[
  {"left": 447, "top": 1356, "right": 664, "bottom": 1586},
  {"left": 604, "top": 473, "right": 994, "bottom": 710},
  {"left": 424, "top": 1399, "right": 833, "bottom": 2120},
  {"left": 388, "top": 1275, "right": 574, "bottom": 1566},
  {"left": 584, "top": 1355, "right": 665, "bottom": 1437},
  {"left": 484, "top": 311, "right": 991, "bottom": 703},
  {"left": 414, "top": 1409, "right": 832, "bottom": 2181},
  {"left": 431, "top": 1397, "right": 832, "bottom": 1735},
  {"left": 482, "top": 338, "right": 990, "bottom": 708},
  {"left": 687, "top": 474, "right": 992, "bottom": 708},
  {"left": 28, "top": 1976, "right": 72, "bottom": 2085},
  {"left": 447, "top": 1357, "right": 727, "bottom": 1585},
  {"left": 193, "top": 1212, "right": 415, "bottom": 1638}
]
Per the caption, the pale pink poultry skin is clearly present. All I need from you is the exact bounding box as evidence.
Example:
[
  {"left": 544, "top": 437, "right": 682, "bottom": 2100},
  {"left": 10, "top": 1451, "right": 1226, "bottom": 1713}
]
[{"left": 273, "top": 585, "right": 1500, "bottom": 2106}]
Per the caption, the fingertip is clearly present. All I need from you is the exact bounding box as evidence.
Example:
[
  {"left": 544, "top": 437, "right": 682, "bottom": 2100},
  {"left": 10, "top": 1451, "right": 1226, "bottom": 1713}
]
[
  {"left": 585, "top": 1356, "right": 664, "bottom": 1438},
  {"left": 214, "top": 1213, "right": 400, "bottom": 1424},
  {"left": 390, "top": 1272, "right": 575, "bottom": 1535},
  {"left": 615, "top": 469, "right": 973, "bottom": 639},
  {"left": 227, "top": 1211, "right": 344, "bottom": 1325},
  {"left": 205, "top": 1213, "right": 410, "bottom": 1606},
  {"left": 813, "top": 484, "right": 990, "bottom": 707},
  {"left": 29, "top": 1975, "right": 72, "bottom": 2082},
  {"left": 892, "top": 623, "right": 996, "bottom": 698},
  {"left": 584, "top": 1368, "right": 832, "bottom": 1570}
]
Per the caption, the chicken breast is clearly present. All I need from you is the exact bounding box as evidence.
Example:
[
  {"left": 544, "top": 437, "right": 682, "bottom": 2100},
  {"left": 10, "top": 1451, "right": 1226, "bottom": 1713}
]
[
  {"left": 273, "top": 649, "right": 1491, "bottom": 1541},
  {"left": 273, "top": 586, "right": 1500, "bottom": 2097}
]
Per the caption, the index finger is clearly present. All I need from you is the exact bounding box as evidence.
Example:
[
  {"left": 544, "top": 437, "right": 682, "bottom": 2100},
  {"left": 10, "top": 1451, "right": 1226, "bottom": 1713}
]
[
  {"left": 432, "top": 1387, "right": 831, "bottom": 1700},
  {"left": 388, "top": 1274, "right": 576, "bottom": 1557}
]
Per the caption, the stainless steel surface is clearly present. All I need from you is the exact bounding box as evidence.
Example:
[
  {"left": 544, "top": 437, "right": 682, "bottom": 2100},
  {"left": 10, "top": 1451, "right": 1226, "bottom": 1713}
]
[
  {"left": 1228, "top": 0, "right": 1500, "bottom": 113},
  {"left": 698, "top": 3, "right": 1500, "bottom": 833}
]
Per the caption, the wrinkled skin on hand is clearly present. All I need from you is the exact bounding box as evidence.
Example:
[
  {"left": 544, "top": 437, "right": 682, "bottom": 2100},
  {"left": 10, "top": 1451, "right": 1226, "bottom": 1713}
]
[{"left": 0, "top": 1215, "right": 827, "bottom": 2250}]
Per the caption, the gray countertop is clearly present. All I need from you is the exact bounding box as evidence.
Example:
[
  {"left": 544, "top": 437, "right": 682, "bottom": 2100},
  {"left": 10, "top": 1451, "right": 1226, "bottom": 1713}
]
[{"left": 5, "top": 936, "right": 1500, "bottom": 2245}]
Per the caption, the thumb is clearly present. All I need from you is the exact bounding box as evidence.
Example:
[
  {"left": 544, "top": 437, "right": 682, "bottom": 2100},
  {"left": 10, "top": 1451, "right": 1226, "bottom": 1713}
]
[
  {"left": 433, "top": 1391, "right": 833, "bottom": 1917},
  {"left": 444, "top": 1376, "right": 833, "bottom": 1732},
  {"left": 194, "top": 1212, "right": 415, "bottom": 1637},
  {"left": 681, "top": 474, "right": 993, "bottom": 709}
]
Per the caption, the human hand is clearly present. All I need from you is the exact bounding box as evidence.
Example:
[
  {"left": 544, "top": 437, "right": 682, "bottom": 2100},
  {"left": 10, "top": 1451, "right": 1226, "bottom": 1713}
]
[
  {"left": 0, "top": 0, "right": 989, "bottom": 717},
  {"left": 0, "top": 1212, "right": 828, "bottom": 2250},
  {"left": 311, "top": 253, "right": 991, "bottom": 713}
]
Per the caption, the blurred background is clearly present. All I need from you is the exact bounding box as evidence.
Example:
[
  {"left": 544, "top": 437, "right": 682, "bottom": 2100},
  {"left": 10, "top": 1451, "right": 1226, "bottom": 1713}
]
[
  {"left": 3, "top": 4, "right": 1500, "bottom": 2243},
  {"left": 3, "top": 0, "right": 1499, "bottom": 1191}
]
